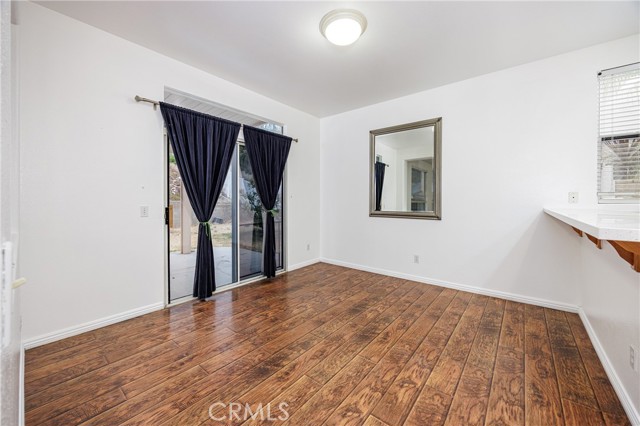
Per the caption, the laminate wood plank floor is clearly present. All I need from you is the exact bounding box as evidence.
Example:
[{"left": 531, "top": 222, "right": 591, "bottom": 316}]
[{"left": 25, "top": 263, "right": 630, "bottom": 426}]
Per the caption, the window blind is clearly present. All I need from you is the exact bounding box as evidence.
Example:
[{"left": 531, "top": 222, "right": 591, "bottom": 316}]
[{"left": 598, "top": 63, "right": 640, "bottom": 202}]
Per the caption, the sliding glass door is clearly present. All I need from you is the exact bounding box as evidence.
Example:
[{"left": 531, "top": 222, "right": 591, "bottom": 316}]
[
  {"left": 168, "top": 141, "right": 284, "bottom": 302},
  {"left": 210, "top": 150, "right": 237, "bottom": 286},
  {"left": 238, "top": 145, "right": 284, "bottom": 280}
]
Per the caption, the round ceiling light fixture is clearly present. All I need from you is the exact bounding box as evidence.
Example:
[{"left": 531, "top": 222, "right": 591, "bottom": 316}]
[{"left": 319, "top": 9, "right": 367, "bottom": 46}]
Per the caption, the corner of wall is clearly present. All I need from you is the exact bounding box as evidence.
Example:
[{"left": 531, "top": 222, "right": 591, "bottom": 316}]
[
  {"left": 576, "top": 236, "right": 640, "bottom": 423},
  {"left": 579, "top": 307, "right": 640, "bottom": 425}
]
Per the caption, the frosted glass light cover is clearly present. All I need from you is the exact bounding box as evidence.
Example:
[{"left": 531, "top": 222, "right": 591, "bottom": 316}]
[
  {"left": 320, "top": 9, "right": 367, "bottom": 46},
  {"left": 325, "top": 19, "right": 362, "bottom": 46}
]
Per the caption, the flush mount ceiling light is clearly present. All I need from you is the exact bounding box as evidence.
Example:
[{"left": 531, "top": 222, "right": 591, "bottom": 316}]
[{"left": 319, "top": 9, "right": 367, "bottom": 46}]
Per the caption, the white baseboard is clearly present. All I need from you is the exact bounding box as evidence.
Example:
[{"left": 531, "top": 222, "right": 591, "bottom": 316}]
[
  {"left": 17, "top": 259, "right": 637, "bottom": 424},
  {"left": 22, "top": 302, "right": 164, "bottom": 350},
  {"left": 320, "top": 257, "right": 639, "bottom": 424},
  {"left": 320, "top": 257, "right": 578, "bottom": 313},
  {"left": 21, "top": 262, "right": 321, "bottom": 350},
  {"left": 578, "top": 309, "right": 640, "bottom": 425},
  {"left": 288, "top": 258, "right": 321, "bottom": 271}
]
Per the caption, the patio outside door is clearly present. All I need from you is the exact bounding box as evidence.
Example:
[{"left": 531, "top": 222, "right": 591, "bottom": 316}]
[{"left": 167, "top": 140, "right": 284, "bottom": 302}]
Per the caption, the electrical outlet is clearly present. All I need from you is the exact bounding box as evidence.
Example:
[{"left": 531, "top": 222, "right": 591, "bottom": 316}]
[
  {"left": 140, "top": 206, "right": 149, "bottom": 217},
  {"left": 413, "top": 255, "right": 419, "bottom": 264},
  {"left": 631, "top": 345, "right": 637, "bottom": 371},
  {"left": 568, "top": 192, "right": 579, "bottom": 204}
]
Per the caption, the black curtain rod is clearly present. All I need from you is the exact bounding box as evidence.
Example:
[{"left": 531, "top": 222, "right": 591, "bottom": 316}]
[{"left": 134, "top": 95, "right": 299, "bottom": 143}]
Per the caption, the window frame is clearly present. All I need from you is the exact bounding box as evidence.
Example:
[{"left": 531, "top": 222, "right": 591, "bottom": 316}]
[{"left": 597, "top": 63, "right": 640, "bottom": 204}]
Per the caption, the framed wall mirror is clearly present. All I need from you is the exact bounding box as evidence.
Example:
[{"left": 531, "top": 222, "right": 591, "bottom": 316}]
[{"left": 370, "top": 118, "right": 442, "bottom": 219}]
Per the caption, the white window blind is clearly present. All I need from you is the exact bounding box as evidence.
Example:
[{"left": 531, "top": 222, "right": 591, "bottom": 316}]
[{"left": 598, "top": 63, "right": 640, "bottom": 202}]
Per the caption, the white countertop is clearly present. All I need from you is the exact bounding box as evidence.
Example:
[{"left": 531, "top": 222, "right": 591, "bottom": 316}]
[{"left": 544, "top": 206, "right": 640, "bottom": 242}]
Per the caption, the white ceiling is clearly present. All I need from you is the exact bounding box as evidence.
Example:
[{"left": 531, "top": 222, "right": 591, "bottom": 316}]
[{"left": 37, "top": 1, "right": 640, "bottom": 117}]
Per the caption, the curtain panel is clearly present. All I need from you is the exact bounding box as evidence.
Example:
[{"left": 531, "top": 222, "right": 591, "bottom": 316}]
[
  {"left": 242, "top": 126, "right": 292, "bottom": 278},
  {"left": 160, "top": 102, "right": 240, "bottom": 299}
]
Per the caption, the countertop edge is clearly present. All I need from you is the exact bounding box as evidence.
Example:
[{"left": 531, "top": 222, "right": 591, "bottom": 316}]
[{"left": 543, "top": 207, "right": 640, "bottom": 242}]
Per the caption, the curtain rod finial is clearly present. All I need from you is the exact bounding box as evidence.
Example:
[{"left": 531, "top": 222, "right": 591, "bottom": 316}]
[{"left": 135, "top": 95, "right": 159, "bottom": 110}]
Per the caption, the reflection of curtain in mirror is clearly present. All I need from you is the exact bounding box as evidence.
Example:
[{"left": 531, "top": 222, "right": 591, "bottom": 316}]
[{"left": 374, "top": 161, "right": 386, "bottom": 211}]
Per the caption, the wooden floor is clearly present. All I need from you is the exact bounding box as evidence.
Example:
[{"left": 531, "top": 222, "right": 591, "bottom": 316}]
[{"left": 25, "top": 263, "right": 630, "bottom": 426}]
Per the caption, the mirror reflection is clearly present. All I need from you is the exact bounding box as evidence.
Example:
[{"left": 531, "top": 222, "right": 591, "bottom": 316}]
[{"left": 370, "top": 118, "right": 441, "bottom": 219}]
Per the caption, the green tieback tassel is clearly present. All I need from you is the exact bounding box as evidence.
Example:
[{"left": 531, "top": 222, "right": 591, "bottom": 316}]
[
  {"left": 199, "top": 221, "right": 211, "bottom": 238},
  {"left": 266, "top": 208, "right": 279, "bottom": 217}
]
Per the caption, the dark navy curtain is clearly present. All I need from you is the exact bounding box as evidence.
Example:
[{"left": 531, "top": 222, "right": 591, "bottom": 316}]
[
  {"left": 159, "top": 102, "right": 240, "bottom": 299},
  {"left": 242, "top": 126, "right": 292, "bottom": 278},
  {"left": 374, "top": 161, "right": 386, "bottom": 211}
]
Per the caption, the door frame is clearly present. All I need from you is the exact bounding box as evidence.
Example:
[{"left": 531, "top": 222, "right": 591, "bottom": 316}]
[{"left": 164, "top": 131, "right": 288, "bottom": 307}]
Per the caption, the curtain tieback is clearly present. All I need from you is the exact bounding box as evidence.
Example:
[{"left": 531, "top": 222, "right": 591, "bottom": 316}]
[
  {"left": 199, "top": 221, "right": 211, "bottom": 238},
  {"left": 266, "top": 208, "right": 279, "bottom": 217}
]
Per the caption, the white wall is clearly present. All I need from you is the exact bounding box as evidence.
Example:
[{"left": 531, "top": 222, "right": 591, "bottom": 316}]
[
  {"left": 321, "top": 35, "right": 639, "bottom": 417},
  {"left": 579, "top": 236, "right": 640, "bottom": 419},
  {"left": 16, "top": 1, "right": 640, "bottom": 419},
  {"left": 17, "top": 2, "right": 320, "bottom": 343}
]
